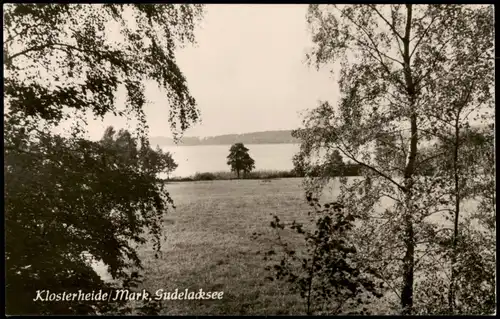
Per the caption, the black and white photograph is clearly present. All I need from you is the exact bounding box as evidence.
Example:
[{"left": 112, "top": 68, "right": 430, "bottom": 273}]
[{"left": 3, "top": 3, "right": 495, "bottom": 315}]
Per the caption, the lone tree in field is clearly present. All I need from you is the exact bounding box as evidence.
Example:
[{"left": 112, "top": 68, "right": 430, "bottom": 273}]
[{"left": 227, "top": 143, "right": 255, "bottom": 179}]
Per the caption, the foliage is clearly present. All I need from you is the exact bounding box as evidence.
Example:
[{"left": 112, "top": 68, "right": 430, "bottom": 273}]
[
  {"left": 193, "top": 172, "right": 218, "bottom": 181},
  {"left": 280, "top": 4, "right": 494, "bottom": 315},
  {"left": 3, "top": 3, "right": 203, "bottom": 136},
  {"left": 412, "top": 125, "right": 495, "bottom": 315},
  {"left": 226, "top": 143, "right": 256, "bottom": 179},
  {"left": 4, "top": 3, "right": 203, "bottom": 315},
  {"left": 292, "top": 153, "right": 307, "bottom": 177},
  {"left": 264, "top": 194, "right": 384, "bottom": 315},
  {"left": 5, "top": 126, "right": 173, "bottom": 314},
  {"left": 102, "top": 126, "right": 178, "bottom": 176},
  {"left": 418, "top": 125, "right": 494, "bottom": 177},
  {"left": 291, "top": 147, "right": 363, "bottom": 178}
]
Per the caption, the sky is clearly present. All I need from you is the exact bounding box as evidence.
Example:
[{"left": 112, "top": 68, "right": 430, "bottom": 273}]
[
  {"left": 71, "top": 4, "right": 340, "bottom": 140},
  {"left": 13, "top": 4, "right": 491, "bottom": 141}
]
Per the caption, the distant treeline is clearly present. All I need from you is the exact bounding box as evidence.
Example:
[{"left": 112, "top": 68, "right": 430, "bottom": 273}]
[
  {"left": 150, "top": 130, "right": 301, "bottom": 146},
  {"left": 165, "top": 164, "right": 365, "bottom": 182},
  {"left": 165, "top": 162, "right": 442, "bottom": 182}
]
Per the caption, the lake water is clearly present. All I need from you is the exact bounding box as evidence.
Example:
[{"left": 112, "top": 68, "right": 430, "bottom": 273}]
[{"left": 161, "top": 143, "right": 301, "bottom": 177}]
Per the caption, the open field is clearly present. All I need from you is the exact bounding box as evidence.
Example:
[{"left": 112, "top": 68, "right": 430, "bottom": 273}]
[
  {"left": 131, "top": 177, "right": 480, "bottom": 315},
  {"left": 133, "top": 177, "right": 397, "bottom": 315},
  {"left": 136, "top": 178, "right": 313, "bottom": 315}
]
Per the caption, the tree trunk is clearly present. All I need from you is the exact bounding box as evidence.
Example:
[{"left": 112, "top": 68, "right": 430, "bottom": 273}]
[
  {"left": 237, "top": 170, "right": 240, "bottom": 179},
  {"left": 401, "top": 188, "right": 415, "bottom": 315},
  {"left": 449, "top": 115, "right": 461, "bottom": 313},
  {"left": 401, "top": 4, "right": 417, "bottom": 315}
]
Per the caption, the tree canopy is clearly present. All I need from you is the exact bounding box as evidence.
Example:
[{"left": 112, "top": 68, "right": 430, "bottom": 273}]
[
  {"left": 226, "top": 143, "right": 256, "bottom": 179},
  {"left": 4, "top": 3, "right": 203, "bottom": 136},
  {"left": 4, "top": 3, "right": 203, "bottom": 315},
  {"left": 283, "top": 4, "right": 494, "bottom": 315}
]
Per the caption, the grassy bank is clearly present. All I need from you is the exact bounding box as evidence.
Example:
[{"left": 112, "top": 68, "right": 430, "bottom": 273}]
[
  {"left": 164, "top": 165, "right": 442, "bottom": 182},
  {"left": 165, "top": 163, "right": 373, "bottom": 182},
  {"left": 168, "top": 170, "right": 300, "bottom": 182}
]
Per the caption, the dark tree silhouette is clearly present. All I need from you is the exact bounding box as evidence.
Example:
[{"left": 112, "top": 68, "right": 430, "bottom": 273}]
[
  {"left": 226, "top": 143, "right": 255, "bottom": 179},
  {"left": 4, "top": 3, "right": 203, "bottom": 315}
]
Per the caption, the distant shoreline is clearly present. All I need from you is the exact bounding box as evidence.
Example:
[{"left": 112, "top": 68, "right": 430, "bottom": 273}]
[
  {"left": 150, "top": 122, "right": 492, "bottom": 147},
  {"left": 149, "top": 129, "right": 301, "bottom": 147},
  {"left": 161, "top": 167, "right": 365, "bottom": 182},
  {"left": 158, "top": 142, "right": 301, "bottom": 147},
  {"left": 163, "top": 170, "right": 301, "bottom": 182}
]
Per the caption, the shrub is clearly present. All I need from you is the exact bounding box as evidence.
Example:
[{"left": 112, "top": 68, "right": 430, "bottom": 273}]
[
  {"left": 261, "top": 193, "right": 383, "bottom": 315},
  {"left": 193, "top": 172, "right": 217, "bottom": 181}
]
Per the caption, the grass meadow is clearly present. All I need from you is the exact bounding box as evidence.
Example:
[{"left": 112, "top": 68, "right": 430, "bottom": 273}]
[
  {"left": 133, "top": 177, "right": 390, "bottom": 315},
  {"left": 136, "top": 178, "right": 312, "bottom": 315},
  {"left": 130, "top": 177, "right": 478, "bottom": 315}
]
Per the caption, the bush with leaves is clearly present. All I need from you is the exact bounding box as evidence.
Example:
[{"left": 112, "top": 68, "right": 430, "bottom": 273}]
[
  {"left": 193, "top": 172, "right": 217, "bottom": 181},
  {"left": 262, "top": 194, "right": 384, "bottom": 315},
  {"left": 292, "top": 153, "right": 307, "bottom": 177},
  {"left": 5, "top": 125, "right": 176, "bottom": 314}
]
